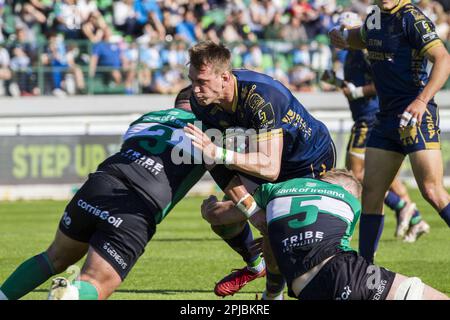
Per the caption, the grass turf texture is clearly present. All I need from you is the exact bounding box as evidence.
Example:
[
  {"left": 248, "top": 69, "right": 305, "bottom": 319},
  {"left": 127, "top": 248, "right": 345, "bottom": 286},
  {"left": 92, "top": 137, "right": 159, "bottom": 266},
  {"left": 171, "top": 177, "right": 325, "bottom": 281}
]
[{"left": 0, "top": 189, "right": 449, "bottom": 300}]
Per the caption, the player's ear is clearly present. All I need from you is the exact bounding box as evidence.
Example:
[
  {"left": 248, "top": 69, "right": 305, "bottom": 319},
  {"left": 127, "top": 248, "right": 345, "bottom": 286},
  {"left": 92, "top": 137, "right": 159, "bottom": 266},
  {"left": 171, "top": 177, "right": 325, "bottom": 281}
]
[{"left": 221, "top": 71, "right": 232, "bottom": 83}]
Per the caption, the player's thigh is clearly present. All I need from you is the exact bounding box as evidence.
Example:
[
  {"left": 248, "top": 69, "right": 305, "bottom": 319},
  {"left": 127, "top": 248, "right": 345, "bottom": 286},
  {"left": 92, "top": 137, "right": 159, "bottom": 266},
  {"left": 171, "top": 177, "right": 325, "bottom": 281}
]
[
  {"left": 80, "top": 247, "right": 122, "bottom": 300},
  {"left": 46, "top": 229, "right": 89, "bottom": 273},
  {"left": 345, "top": 152, "right": 365, "bottom": 183},
  {"left": 362, "top": 148, "right": 405, "bottom": 211},
  {"left": 409, "top": 149, "right": 447, "bottom": 200}
]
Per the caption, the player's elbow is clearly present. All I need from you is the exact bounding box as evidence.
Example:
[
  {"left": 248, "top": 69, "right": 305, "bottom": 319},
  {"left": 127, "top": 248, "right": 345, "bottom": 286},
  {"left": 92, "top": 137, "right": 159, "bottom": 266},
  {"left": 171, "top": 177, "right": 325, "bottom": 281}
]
[{"left": 262, "top": 163, "right": 280, "bottom": 182}]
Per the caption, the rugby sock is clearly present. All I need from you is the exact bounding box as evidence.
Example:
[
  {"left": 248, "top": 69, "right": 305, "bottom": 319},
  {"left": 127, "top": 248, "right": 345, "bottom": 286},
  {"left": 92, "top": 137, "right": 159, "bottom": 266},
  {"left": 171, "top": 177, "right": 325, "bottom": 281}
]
[
  {"left": 73, "top": 281, "right": 99, "bottom": 300},
  {"left": 439, "top": 203, "right": 450, "bottom": 227},
  {"left": 359, "top": 214, "right": 385, "bottom": 263},
  {"left": 247, "top": 255, "right": 265, "bottom": 273},
  {"left": 384, "top": 191, "right": 405, "bottom": 212},
  {"left": 213, "top": 222, "right": 260, "bottom": 267},
  {"left": 0, "top": 252, "right": 56, "bottom": 300},
  {"left": 266, "top": 271, "right": 286, "bottom": 296},
  {"left": 410, "top": 210, "right": 423, "bottom": 225}
]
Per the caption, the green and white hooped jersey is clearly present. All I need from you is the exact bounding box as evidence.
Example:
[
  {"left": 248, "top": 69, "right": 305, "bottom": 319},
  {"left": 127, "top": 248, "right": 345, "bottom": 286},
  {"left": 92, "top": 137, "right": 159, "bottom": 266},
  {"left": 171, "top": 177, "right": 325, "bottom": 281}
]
[
  {"left": 97, "top": 109, "right": 206, "bottom": 224},
  {"left": 253, "top": 178, "right": 361, "bottom": 252}
]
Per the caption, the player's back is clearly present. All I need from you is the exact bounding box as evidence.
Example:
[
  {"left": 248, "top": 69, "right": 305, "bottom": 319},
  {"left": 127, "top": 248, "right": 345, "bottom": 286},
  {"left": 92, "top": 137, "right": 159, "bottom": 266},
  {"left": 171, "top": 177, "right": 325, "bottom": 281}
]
[
  {"left": 253, "top": 178, "right": 361, "bottom": 283},
  {"left": 362, "top": 2, "right": 442, "bottom": 115},
  {"left": 97, "top": 109, "right": 206, "bottom": 224}
]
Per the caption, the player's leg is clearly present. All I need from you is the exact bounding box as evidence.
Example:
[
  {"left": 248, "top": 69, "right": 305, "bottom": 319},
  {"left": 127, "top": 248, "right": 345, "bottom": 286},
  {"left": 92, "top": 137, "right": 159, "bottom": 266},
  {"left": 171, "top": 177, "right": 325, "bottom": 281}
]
[
  {"left": 260, "top": 236, "right": 285, "bottom": 300},
  {"left": 0, "top": 229, "right": 88, "bottom": 300},
  {"left": 386, "top": 273, "right": 449, "bottom": 300},
  {"left": 360, "top": 147, "right": 405, "bottom": 262},
  {"left": 389, "top": 177, "right": 430, "bottom": 241},
  {"left": 409, "top": 149, "right": 450, "bottom": 227},
  {"left": 211, "top": 221, "right": 266, "bottom": 297}
]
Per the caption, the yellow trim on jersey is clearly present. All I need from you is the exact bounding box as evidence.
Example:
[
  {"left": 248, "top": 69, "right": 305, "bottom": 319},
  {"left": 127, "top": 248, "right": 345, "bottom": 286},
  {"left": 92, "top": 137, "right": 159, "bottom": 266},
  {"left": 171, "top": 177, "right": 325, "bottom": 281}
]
[
  {"left": 231, "top": 74, "right": 238, "bottom": 113},
  {"left": 381, "top": 0, "right": 411, "bottom": 14},
  {"left": 256, "top": 129, "right": 283, "bottom": 142},
  {"left": 420, "top": 39, "right": 444, "bottom": 56},
  {"left": 424, "top": 142, "right": 441, "bottom": 149}
]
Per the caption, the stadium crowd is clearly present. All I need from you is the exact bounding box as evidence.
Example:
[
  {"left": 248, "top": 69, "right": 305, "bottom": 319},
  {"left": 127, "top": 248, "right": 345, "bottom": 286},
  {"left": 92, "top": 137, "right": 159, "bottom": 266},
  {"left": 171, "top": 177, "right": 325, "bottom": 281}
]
[{"left": 0, "top": 0, "right": 448, "bottom": 96}]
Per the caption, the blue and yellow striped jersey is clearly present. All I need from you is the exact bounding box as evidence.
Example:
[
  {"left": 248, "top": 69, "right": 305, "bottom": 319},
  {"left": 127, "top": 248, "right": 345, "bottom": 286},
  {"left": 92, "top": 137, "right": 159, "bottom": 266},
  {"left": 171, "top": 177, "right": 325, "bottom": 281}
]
[
  {"left": 361, "top": 0, "right": 443, "bottom": 115},
  {"left": 190, "top": 69, "right": 333, "bottom": 177}
]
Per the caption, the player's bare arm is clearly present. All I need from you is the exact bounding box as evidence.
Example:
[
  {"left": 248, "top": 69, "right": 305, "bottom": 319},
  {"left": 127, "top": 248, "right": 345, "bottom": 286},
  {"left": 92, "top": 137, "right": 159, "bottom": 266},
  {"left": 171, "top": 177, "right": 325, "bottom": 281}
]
[
  {"left": 404, "top": 45, "right": 450, "bottom": 126},
  {"left": 184, "top": 123, "right": 283, "bottom": 182}
]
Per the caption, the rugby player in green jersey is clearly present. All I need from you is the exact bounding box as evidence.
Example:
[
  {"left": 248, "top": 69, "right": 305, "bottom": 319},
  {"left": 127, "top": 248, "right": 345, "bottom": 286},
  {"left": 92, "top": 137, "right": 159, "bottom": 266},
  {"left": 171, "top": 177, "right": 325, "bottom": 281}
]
[
  {"left": 218, "top": 169, "right": 448, "bottom": 300},
  {"left": 0, "top": 91, "right": 238, "bottom": 300}
]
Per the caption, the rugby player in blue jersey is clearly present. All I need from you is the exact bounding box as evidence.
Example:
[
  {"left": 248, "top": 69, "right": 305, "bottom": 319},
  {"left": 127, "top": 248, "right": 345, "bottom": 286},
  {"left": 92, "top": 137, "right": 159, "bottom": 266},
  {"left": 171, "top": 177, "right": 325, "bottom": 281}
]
[
  {"left": 329, "top": 0, "right": 450, "bottom": 263},
  {"left": 182, "top": 41, "right": 336, "bottom": 298},
  {"left": 332, "top": 11, "right": 431, "bottom": 242}
]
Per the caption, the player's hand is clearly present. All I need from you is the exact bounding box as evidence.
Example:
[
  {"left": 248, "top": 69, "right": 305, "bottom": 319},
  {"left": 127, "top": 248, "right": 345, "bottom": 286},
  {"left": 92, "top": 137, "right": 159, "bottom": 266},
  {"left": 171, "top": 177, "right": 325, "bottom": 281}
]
[
  {"left": 329, "top": 26, "right": 349, "bottom": 49},
  {"left": 184, "top": 123, "right": 218, "bottom": 162},
  {"left": 200, "top": 195, "right": 219, "bottom": 220},
  {"left": 400, "top": 98, "right": 428, "bottom": 129}
]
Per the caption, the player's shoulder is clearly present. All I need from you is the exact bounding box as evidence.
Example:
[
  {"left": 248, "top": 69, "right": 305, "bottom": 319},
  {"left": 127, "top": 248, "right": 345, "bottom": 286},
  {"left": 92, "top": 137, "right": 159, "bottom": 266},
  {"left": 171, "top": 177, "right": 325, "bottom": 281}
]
[{"left": 400, "top": 3, "right": 430, "bottom": 23}]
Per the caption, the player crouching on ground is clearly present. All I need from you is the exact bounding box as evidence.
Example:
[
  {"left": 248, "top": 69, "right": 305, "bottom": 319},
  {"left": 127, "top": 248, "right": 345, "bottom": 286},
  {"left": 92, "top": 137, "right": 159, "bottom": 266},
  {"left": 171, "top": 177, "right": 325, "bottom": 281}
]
[{"left": 206, "top": 169, "right": 448, "bottom": 300}]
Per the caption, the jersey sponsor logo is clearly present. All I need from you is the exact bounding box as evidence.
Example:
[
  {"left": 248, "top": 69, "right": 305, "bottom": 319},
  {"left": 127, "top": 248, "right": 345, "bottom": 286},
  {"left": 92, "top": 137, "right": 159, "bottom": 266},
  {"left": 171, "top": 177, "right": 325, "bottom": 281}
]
[
  {"left": 252, "top": 103, "right": 275, "bottom": 129},
  {"left": 77, "top": 199, "right": 124, "bottom": 228},
  {"left": 398, "top": 126, "right": 419, "bottom": 146},
  {"left": 282, "top": 109, "right": 312, "bottom": 138},
  {"left": 414, "top": 21, "right": 439, "bottom": 43},
  {"left": 372, "top": 280, "right": 388, "bottom": 300},
  {"left": 336, "top": 285, "right": 352, "bottom": 300},
  {"left": 61, "top": 211, "right": 71, "bottom": 228},
  {"left": 121, "top": 149, "right": 164, "bottom": 175},
  {"left": 102, "top": 242, "right": 128, "bottom": 270},
  {"left": 280, "top": 230, "right": 324, "bottom": 252}
]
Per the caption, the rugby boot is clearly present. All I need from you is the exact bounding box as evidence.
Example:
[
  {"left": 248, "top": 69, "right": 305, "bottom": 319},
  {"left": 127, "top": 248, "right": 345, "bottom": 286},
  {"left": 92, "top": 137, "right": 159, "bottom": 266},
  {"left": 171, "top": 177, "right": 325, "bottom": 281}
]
[
  {"left": 403, "top": 220, "right": 430, "bottom": 243},
  {"left": 48, "top": 277, "right": 79, "bottom": 300},
  {"left": 214, "top": 267, "right": 266, "bottom": 297},
  {"left": 395, "top": 202, "right": 416, "bottom": 238}
]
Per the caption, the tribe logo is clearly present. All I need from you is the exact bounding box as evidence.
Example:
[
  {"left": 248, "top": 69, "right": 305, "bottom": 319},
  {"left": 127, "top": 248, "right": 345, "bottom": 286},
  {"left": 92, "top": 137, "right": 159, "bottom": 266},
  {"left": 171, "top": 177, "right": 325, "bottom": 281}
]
[{"left": 77, "top": 199, "right": 123, "bottom": 228}]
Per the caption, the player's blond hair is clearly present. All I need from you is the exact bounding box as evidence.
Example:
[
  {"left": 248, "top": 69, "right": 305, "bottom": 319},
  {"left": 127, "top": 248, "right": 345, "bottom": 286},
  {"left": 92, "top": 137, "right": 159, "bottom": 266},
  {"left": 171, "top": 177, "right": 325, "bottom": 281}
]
[
  {"left": 188, "top": 41, "right": 232, "bottom": 74},
  {"left": 321, "top": 169, "right": 362, "bottom": 199}
]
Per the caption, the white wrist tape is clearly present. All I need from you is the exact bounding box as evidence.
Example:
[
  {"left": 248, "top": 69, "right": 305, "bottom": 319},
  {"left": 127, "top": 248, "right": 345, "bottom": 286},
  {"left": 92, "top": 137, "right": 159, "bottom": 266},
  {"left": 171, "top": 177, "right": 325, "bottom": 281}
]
[
  {"left": 236, "top": 194, "right": 261, "bottom": 218},
  {"left": 214, "top": 146, "right": 235, "bottom": 165},
  {"left": 352, "top": 86, "right": 364, "bottom": 99}
]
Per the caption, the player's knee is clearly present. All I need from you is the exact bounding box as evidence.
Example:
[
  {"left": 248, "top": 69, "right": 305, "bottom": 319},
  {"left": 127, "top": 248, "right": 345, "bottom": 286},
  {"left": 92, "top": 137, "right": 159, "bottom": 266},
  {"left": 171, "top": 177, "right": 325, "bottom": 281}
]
[
  {"left": 419, "top": 183, "right": 443, "bottom": 206},
  {"left": 394, "top": 277, "right": 424, "bottom": 300}
]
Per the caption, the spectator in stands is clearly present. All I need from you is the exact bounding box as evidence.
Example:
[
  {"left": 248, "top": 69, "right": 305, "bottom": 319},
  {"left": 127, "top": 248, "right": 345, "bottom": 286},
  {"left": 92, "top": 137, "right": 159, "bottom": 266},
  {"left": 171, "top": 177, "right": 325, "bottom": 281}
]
[
  {"left": 43, "top": 33, "right": 85, "bottom": 96},
  {"left": 10, "top": 45, "right": 39, "bottom": 96},
  {"left": 281, "top": 15, "right": 308, "bottom": 43},
  {"left": 175, "top": 9, "right": 203, "bottom": 44},
  {"left": 54, "top": 0, "right": 84, "bottom": 39},
  {"left": 0, "top": 40, "right": 11, "bottom": 95},
  {"left": 113, "top": 0, "right": 140, "bottom": 37},
  {"left": 81, "top": 10, "right": 107, "bottom": 43},
  {"left": 89, "top": 27, "right": 122, "bottom": 86}
]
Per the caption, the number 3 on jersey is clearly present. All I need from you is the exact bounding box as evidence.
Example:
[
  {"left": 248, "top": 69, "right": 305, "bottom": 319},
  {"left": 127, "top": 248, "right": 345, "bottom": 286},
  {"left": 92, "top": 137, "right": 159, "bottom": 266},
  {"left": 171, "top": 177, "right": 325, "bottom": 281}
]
[{"left": 287, "top": 195, "right": 322, "bottom": 229}]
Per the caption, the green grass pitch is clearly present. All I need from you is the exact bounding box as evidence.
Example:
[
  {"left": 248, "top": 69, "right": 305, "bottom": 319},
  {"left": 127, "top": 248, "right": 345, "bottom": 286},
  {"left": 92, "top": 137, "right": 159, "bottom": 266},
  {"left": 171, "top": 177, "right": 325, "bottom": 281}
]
[{"left": 0, "top": 189, "right": 449, "bottom": 300}]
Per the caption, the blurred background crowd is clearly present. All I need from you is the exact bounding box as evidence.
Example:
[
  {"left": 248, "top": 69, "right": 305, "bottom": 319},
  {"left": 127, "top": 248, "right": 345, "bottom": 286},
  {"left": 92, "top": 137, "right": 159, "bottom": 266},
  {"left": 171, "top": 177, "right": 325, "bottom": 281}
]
[{"left": 0, "top": 0, "right": 449, "bottom": 96}]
